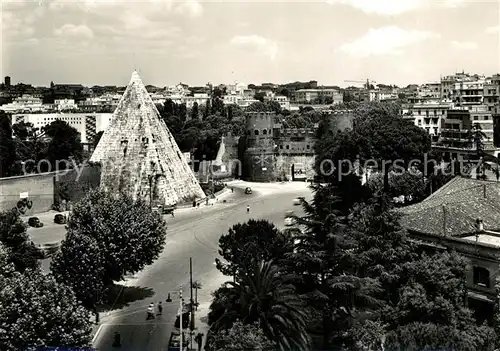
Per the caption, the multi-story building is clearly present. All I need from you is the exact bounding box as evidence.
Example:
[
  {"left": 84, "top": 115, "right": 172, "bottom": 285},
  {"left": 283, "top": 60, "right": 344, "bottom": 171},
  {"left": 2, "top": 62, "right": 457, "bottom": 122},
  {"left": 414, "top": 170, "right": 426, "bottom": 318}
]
[
  {"left": 369, "top": 90, "right": 398, "bottom": 102},
  {"left": 484, "top": 75, "right": 500, "bottom": 113},
  {"left": 0, "top": 94, "right": 45, "bottom": 113},
  {"left": 402, "top": 101, "right": 452, "bottom": 140},
  {"left": 264, "top": 93, "right": 291, "bottom": 110},
  {"left": 418, "top": 82, "right": 441, "bottom": 99},
  {"left": 11, "top": 113, "right": 112, "bottom": 148},
  {"left": 54, "top": 98, "right": 78, "bottom": 111},
  {"left": 294, "top": 88, "right": 342, "bottom": 104},
  {"left": 439, "top": 109, "right": 472, "bottom": 150},
  {"left": 398, "top": 177, "right": 500, "bottom": 324},
  {"left": 454, "top": 79, "right": 485, "bottom": 108}
]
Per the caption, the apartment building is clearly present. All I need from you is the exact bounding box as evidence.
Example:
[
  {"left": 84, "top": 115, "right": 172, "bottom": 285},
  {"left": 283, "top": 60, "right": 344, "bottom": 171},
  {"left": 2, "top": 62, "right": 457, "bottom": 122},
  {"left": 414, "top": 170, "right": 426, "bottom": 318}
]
[
  {"left": 54, "top": 98, "right": 78, "bottom": 111},
  {"left": 402, "top": 101, "right": 452, "bottom": 140},
  {"left": 11, "top": 113, "right": 112, "bottom": 146},
  {"left": 264, "top": 93, "right": 291, "bottom": 110},
  {"left": 294, "top": 88, "right": 342, "bottom": 104},
  {"left": 454, "top": 79, "right": 485, "bottom": 107},
  {"left": 418, "top": 82, "right": 441, "bottom": 99},
  {"left": 439, "top": 109, "right": 471, "bottom": 149},
  {"left": 0, "top": 94, "right": 45, "bottom": 113},
  {"left": 484, "top": 75, "right": 500, "bottom": 113}
]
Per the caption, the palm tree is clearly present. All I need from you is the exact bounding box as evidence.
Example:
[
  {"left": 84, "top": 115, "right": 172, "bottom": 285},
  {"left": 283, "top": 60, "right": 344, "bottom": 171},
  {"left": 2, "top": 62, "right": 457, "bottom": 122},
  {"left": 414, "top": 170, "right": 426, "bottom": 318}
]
[{"left": 212, "top": 260, "right": 310, "bottom": 351}]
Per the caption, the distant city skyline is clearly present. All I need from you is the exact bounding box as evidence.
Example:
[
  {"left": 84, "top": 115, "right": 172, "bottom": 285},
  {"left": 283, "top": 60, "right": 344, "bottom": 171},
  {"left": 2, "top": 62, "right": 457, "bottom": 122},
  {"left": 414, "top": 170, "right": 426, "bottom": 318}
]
[{"left": 2, "top": 0, "right": 499, "bottom": 87}]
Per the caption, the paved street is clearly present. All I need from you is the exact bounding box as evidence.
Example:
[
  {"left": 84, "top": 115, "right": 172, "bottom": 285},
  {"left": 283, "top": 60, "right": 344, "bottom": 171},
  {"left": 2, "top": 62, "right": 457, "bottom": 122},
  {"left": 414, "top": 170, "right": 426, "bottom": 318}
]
[{"left": 92, "top": 181, "right": 311, "bottom": 351}]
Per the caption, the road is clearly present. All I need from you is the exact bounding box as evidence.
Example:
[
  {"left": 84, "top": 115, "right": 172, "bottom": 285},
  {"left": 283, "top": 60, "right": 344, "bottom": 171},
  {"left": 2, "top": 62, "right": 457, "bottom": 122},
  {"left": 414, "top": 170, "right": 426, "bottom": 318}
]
[{"left": 92, "top": 181, "right": 311, "bottom": 351}]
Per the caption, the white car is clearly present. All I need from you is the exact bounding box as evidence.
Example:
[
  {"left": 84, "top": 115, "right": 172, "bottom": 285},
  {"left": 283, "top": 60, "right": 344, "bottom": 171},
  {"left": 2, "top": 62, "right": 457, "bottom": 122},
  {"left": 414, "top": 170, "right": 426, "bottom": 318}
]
[
  {"left": 292, "top": 197, "right": 305, "bottom": 206},
  {"left": 284, "top": 217, "right": 295, "bottom": 226}
]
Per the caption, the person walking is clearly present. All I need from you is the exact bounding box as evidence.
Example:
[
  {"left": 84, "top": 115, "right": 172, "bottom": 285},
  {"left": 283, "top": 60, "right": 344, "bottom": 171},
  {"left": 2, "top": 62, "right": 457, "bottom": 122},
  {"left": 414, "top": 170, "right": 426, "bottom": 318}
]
[
  {"left": 147, "top": 302, "right": 155, "bottom": 320},
  {"left": 246, "top": 205, "right": 250, "bottom": 214},
  {"left": 195, "top": 333, "right": 204, "bottom": 351},
  {"left": 157, "top": 301, "right": 163, "bottom": 315}
]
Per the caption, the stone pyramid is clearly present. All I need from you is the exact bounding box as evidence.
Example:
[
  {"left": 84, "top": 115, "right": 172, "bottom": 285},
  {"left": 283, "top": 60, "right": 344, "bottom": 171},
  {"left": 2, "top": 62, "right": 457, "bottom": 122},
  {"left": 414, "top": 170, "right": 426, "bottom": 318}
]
[{"left": 90, "top": 71, "right": 205, "bottom": 206}]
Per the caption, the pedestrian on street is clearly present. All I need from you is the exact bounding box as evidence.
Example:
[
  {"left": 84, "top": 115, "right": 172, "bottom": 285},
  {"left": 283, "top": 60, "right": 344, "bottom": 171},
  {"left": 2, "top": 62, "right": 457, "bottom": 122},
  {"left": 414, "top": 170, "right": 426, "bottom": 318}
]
[
  {"left": 195, "top": 333, "right": 204, "bottom": 351},
  {"left": 147, "top": 302, "right": 155, "bottom": 320},
  {"left": 231, "top": 187, "right": 233, "bottom": 193},
  {"left": 157, "top": 301, "right": 163, "bottom": 315},
  {"left": 246, "top": 205, "right": 250, "bottom": 214}
]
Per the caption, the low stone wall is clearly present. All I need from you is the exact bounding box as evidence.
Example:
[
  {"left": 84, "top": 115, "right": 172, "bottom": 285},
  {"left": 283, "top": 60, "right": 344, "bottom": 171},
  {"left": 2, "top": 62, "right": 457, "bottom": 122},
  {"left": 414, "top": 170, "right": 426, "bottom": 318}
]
[{"left": 0, "top": 172, "right": 56, "bottom": 214}]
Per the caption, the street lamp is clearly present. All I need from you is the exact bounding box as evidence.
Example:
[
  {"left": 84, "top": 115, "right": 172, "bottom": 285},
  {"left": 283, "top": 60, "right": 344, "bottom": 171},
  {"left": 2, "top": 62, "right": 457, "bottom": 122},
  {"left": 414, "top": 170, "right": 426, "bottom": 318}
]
[{"left": 165, "top": 288, "right": 186, "bottom": 350}]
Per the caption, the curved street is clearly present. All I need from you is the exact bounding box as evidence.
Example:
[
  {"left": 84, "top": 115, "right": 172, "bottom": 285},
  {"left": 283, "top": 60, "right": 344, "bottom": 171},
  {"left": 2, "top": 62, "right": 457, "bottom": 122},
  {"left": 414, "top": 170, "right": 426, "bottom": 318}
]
[{"left": 92, "top": 181, "right": 312, "bottom": 350}]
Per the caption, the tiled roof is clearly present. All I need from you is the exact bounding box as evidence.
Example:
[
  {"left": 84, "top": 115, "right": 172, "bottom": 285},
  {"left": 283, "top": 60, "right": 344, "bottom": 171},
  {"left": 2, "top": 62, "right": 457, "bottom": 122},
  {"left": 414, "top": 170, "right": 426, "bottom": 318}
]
[{"left": 397, "top": 177, "right": 500, "bottom": 236}]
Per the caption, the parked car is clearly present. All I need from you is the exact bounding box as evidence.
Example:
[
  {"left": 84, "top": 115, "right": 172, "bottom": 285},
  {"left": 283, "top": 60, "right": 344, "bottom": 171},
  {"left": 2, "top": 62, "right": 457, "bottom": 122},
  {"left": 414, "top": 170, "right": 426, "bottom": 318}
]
[
  {"left": 245, "top": 187, "right": 252, "bottom": 194},
  {"left": 28, "top": 217, "right": 43, "bottom": 228},
  {"left": 168, "top": 331, "right": 188, "bottom": 351},
  {"left": 54, "top": 214, "right": 66, "bottom": 224},
  {"left": 293, "top": 196, "right": 305, "bottom": 205}
]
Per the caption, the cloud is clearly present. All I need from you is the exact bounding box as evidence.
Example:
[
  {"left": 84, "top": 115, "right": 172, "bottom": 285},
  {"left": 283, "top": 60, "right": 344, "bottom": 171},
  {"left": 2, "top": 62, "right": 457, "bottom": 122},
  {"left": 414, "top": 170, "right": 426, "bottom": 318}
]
[
  {"left": 326, "top": 0, "right": 466, "bottom": 15},
  {"left": 451, "top": 41, "right": 478, "bottom": 50},
  {"left": 174, "top": 1, "right": 203, "bottom": 18},
  {"left": 339, "top": 26, "right": 438, "bottom": 57},
  {"left": 326, "top": 0, "right": 422, "bottom": 15},
  {"left": 54, "top": 24, "right": 94, "bottom": 39},
  {"left": 230, "top": 35, "right": 278, "bottom": 60},
  {"left": 485, "top": 25, "right": 500, "bottom": 34}
]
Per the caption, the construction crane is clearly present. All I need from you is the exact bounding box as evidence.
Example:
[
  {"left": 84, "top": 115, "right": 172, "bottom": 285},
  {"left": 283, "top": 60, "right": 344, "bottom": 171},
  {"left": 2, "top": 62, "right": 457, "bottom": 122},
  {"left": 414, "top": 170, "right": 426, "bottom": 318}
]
[{"left": 344, "top": 79, "right": 376, "bottom": 90}]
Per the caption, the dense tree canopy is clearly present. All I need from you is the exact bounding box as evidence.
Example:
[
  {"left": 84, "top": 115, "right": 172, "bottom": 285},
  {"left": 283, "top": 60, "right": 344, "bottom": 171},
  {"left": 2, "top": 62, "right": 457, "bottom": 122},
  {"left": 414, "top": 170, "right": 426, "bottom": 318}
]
[
  {"left": 51, "top": 189, "right": 167, "bottom": 306},
  {"left": 0, "top": 112, "right": 16, "bottom": 177},
  {"left": 215, "top": 219, "right": 293, "bottom": 278},
  {"left": 0, "top": 209, "right": 43, "bottom": 272},
  {"left": 0, "top": 244, "right": 92, "bottom": 351},
  {"left": 207, "top": 320, "right": 274, "bottom": 351}
]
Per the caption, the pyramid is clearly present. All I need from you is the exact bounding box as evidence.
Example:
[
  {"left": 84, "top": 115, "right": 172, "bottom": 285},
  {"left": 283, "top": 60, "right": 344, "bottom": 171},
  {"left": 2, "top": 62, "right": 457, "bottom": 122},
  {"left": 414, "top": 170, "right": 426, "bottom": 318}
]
[{"left": 90, "top": 71, "right": 205, "bottom": 206}]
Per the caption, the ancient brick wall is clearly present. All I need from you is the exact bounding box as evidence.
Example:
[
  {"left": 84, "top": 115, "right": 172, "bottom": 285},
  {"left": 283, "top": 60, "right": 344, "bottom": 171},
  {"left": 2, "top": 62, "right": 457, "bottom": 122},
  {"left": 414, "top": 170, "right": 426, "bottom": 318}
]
[{"left": 0, "top": 173, "right": 55, "bottom": 214}]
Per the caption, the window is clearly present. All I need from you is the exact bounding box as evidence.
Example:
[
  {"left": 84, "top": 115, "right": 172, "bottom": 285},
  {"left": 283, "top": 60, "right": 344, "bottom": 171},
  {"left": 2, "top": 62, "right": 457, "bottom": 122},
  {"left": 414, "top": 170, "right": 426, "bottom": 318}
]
[
  {"left": 262, "top": 129, "right": 267, "bottom": 135},
  {"left": 306, "top": 145, "right": 310, "bottom": 149},
  {"left": 254, "top": 130, "right": 259, "bottom": 136},
  {"left": 484, "top": 116, "right": 489, "bottom": 120},
  {"left": 286, "top": 145, "right": 289, "bottom": 149},
  {"left": 474, "top": 116, "right": 478, "bottom": 120},
  {"left": 473, "top": 266, "right": 490, "bottom": 288}
]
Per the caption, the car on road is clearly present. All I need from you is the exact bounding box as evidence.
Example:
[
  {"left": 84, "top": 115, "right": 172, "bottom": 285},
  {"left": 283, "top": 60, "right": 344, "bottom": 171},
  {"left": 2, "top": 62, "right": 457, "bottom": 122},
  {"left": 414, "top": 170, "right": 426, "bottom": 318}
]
[
  {"left": 245, "top": 187, "right": 252, "bottom": 194},
  {"left": 168, "top": 331, "right": 188, "bottom": 351},
  {"left": 28, "top": 217, "right": 43, "bottom": 228},
  {"left": 292, "top": 196, "right": 305, "bottom": 205},
  {"left": 284, "top": 211, "right": 296, "bottom": 226}
]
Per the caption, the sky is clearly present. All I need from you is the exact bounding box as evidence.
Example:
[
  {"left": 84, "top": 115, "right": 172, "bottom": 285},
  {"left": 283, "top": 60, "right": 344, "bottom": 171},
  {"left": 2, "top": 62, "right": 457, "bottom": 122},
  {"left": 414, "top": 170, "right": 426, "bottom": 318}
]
[{"left": 1, "top": 0, "right": 499, "bottom": 87}]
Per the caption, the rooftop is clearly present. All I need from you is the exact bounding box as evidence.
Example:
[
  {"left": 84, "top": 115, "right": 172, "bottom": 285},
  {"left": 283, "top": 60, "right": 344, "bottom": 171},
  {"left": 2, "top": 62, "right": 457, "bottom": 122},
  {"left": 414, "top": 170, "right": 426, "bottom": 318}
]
[{"left": 398, "top": 177, "right": 500, "bottom": 237}]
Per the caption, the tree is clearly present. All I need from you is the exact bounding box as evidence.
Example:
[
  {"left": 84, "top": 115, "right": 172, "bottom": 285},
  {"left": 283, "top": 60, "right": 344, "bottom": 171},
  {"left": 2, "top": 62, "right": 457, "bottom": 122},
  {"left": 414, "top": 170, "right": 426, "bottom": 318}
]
[
  {"left": 51, "top": 232, "right": 105, "bottom": 322},
  {"left": 12, "top": 121, "right": 47, "bottom": 173},
  {"left": 163, "top": 98, "right": 175, "bottom": 116},
  {"left": 384, "top": 252, "right": 495, "bottom": 351},
  {"left": 254, "top": 92, "right": 266, "bottom": 102},
  {"left": 0, "top": 209, "right": 43, "bottom": 272},
  {"left": 215, "top": 219, "right": 294, "bottom": 278},
  {"left": 287, "top": 188, "right": 382, "bottom": 349},
  {"left": 0, "top": 112, "right": 16, "bottom": 177},
  {"left": 191, "top": 101, "right": 199, "bottom": 120},
  {"left": 51, "top": 189, "right": 167, "bottom": 288},
  {"left": 207, "top": 320, "right": 274, "bottom": 351},
  {"left": 211, "top": 97, "right": 224, "bottom": 115},
  {"left": 0, "top": 244, "right": 92, "bottom": 351},
  {"left": 209, "top": 260, "right": 311, "bottom": 351},
  {"left": 178, "top": 103, "right": 187, "bottom": 121},
  {"left": 43, "top": 120, "right": 83, "bottom": 169}
]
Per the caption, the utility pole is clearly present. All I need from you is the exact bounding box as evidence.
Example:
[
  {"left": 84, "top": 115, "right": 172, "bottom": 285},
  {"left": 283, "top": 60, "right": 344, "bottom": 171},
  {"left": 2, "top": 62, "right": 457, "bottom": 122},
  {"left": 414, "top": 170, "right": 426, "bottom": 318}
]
[
  {"left": 179, "top": 288, "right": 183, "bottom": 350},
  {"left": 190, "top": 257, "right": 195, "bottom": 348}
]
